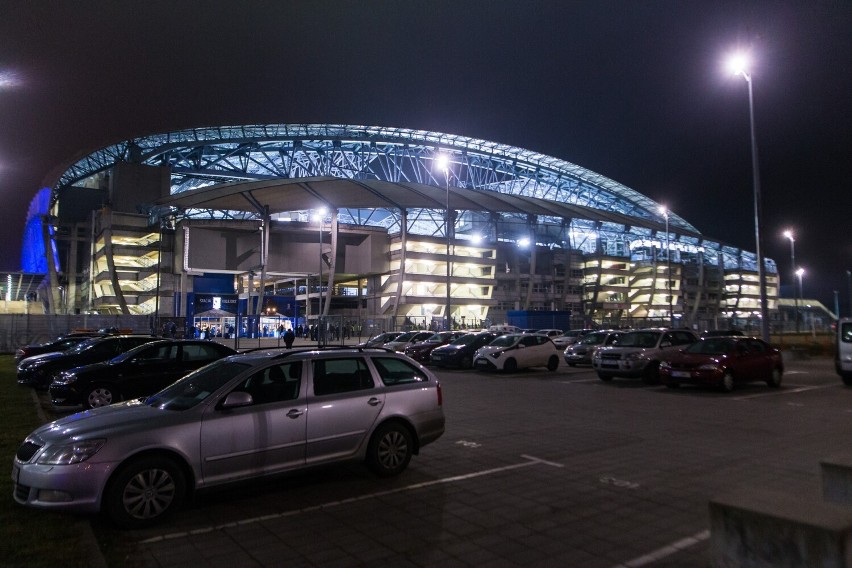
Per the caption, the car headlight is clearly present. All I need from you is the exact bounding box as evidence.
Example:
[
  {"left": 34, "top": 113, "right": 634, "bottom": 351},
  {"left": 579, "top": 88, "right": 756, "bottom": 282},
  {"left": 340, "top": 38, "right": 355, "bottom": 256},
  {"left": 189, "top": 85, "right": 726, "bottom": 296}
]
[
  {"left": 625, "top": 352, "right": 643, "bottom": 361},
  {"left": 660, "top": 361, "right": 671, "bottom": 370},
  {"left": 489, "top": 351, "right": 502, "bottom": 359},
  {"left": 36, "top": 439, "right": 106, "bottom": 465},
  {"left": 52, "top": 371, "right": 78, "bottom": 385}
]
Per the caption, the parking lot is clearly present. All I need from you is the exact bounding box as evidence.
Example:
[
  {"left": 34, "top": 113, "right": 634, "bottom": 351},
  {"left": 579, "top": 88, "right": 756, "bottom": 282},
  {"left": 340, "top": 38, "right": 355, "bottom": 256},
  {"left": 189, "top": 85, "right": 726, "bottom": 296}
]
[{"left": 51, "top": 357, "right": 849, "bottom": 566}]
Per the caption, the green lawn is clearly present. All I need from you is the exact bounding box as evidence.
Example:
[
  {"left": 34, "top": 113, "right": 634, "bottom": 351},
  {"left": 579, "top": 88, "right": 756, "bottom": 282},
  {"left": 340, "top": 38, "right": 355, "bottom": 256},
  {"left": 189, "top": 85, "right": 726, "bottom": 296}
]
[{"left": 0, "top": 355, "right": 113, "bottom": 567}]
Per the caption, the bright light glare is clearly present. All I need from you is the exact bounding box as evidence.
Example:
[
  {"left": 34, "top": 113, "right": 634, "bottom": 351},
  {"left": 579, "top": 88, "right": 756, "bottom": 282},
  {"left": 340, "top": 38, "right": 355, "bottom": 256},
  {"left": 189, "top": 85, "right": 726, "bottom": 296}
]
[
  {"left": 435, "top": 154, "right": 449, "bottom": 172},
  {"left": 796, "top": 268, "right": 805, "bottom": 277},
  {"left": 0, "top": 70, "right": 22, "bottom": 89},
  {"left": 726, "top": 52, "right": 751, "bottom": 77},
  {"left": 471, "top": 234, "right": 483, "bottom": 244},
  {"left": 518, "top": 237, "right": 530, "bottom": 248},
  {"left": 783, "top": 230, "right": 794, "bottom": 241},
  {"left": 658, "top": 205, "right": 668, "bottom": 217}
]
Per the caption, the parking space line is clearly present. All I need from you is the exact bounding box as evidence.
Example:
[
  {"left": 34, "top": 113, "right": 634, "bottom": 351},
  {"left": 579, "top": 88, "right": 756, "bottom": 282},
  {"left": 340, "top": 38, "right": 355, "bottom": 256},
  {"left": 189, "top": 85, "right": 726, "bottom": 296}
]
[
  {"left": 611, "top": 529, "right": 709, "bottom": 567},
  {"left": 733, "top": 383, "right": 837, "bottom": 400},
  {"left": 140, "top": 455, "right": 563, "bottom": 544}
]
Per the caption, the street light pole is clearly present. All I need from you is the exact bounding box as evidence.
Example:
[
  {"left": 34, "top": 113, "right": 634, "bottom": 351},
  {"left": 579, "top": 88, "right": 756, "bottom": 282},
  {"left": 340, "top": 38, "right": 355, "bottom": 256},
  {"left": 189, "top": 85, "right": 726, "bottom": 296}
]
[
  {"left": 659, "top": 207, "right": 673, "bottom": 328},
  {"left": 728, "top": 52, "right": 770, "bottom": 342},
  {"left": 315, "top": 208, "right": 327, "bottom": 346},
  {"left": 784, "top": 230, "right": 799, "bottom": 333},
  {"left": 796, "top": 268, "right": 805, "bottom": 331},
  {"left": 437, "top": 154, "right": 451, "bottom": 331}
]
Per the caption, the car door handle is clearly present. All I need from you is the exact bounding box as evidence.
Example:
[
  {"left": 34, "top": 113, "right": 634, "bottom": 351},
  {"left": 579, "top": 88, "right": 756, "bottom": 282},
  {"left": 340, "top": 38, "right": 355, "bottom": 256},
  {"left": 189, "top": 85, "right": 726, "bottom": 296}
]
[
  {"left": 286, "top": 409, "right": 304, "bottom": 418},
  {"left": 367, "top": 397, "right": 382, "bottom": 406}
]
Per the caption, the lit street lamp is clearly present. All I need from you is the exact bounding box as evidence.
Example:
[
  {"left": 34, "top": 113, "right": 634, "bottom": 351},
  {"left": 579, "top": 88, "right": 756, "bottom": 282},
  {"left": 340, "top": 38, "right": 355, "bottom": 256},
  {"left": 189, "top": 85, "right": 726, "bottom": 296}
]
[
  {"left": 727, "top": 51, "right": 770, "bottom": 342},
  {"left": 436, "top": 154, "right": 451, "bottom": 330},
  {"left": 783, "top": 230, "right": 799, "bottom": 332},
  {"left": 659, "top": 206, "right": 673, "bottom": 327}
]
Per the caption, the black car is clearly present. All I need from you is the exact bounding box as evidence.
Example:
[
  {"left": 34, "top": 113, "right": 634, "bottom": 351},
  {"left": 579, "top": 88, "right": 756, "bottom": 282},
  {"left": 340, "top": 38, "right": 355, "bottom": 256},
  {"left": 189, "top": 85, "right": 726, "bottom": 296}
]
[
  {"left": 16, "top": 335, "right": 159, "bottom": 390},
  {"left": 50, "top": 339, "right": 237, "bottom": 409},
  {"left": 14, "top": 335, "right": 94, "bottom": 363},
  {"left": 429, "top": 332, "right": 501, "bottom": 369},
  {"left": 403, "top": 331, "right": 466, "bottom": 364}
]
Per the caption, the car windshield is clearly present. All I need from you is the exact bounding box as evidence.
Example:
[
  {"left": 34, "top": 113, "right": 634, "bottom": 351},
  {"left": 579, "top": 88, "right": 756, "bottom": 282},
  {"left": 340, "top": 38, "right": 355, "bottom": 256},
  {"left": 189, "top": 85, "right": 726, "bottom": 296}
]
[
  {"left": 451, "top": 334, "right": 480, "bottom": 346},
  {"left": 685, "top": 338, "right": 735, "bottom": 355},
  {"left": 424, "top": 333, "right": 444, "bottom": 342},
  {"left": 393, "top": 332, "right": 416, "bottom": 342},
  {"left": 144, "top": 359, "right": 251, "bottom": 411},
  {"left": 488, "top": 335, "right": 518, "bottom": 348},
  {"left": 580, "top": 333, "right": 607, "bottom": 345},
  {"left": 66, "top": 338, "right": 102, "bottom": 354},
  {"left": 617, "top": 331, "right": 660, "bottom": 348},
  {"left": 109, "top": 343, "right": 158, "bottom": 364}
]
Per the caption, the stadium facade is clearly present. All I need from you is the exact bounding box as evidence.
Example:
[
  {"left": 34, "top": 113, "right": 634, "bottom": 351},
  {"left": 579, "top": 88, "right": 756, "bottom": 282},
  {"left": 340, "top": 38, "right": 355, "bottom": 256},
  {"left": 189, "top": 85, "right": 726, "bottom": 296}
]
[{"left": 22, "top": 124, "right": 778, "bottom": 332}]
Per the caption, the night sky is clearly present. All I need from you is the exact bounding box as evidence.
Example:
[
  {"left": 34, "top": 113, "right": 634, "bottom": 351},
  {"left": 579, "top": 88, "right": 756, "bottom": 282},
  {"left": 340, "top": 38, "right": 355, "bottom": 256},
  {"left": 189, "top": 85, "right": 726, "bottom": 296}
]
[{"left": 1, "top": 1, "right": 850, "bottom": 313}]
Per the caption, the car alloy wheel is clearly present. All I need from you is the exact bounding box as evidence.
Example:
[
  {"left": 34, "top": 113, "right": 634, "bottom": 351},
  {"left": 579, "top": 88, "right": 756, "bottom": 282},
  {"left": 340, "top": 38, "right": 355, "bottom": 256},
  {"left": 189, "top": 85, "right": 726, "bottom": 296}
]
[
  {"left": 86, "top": 385, "right": 118, "bottom": 409},
  {"left": 767, "top": 367, "right": 783, "bottom": 388},
  {"left": 105, "top": 456, "right": 186, "bottom": 528},
  {"left": 367, "top": 422, "right": 413, "bottom": 477}
]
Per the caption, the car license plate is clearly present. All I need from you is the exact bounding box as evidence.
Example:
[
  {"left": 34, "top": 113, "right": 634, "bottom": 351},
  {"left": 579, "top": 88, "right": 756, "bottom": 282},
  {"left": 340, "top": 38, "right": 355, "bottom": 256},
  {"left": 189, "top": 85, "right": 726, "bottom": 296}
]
[
  {"left": 475, "top": 360, "right": 488, "bottom": 368},
  {"left": 602, "top": 361, "right": 618, "bottom": 367},
  {"left": 432, "top": 354, "right": 442, "bottom": 361},
  {"left": 671, "top": 371, "right": 691, "bottom": 378}
]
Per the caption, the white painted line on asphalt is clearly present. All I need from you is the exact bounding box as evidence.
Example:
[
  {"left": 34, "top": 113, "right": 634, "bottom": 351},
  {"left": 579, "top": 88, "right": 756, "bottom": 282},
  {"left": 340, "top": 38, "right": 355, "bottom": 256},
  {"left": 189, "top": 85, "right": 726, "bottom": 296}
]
[
  {"left": 733, "top": 383, "right": 836, "bottom": 400},
  {"left": 140, "top": 455, "right": 563, "bottom": 544},
  {"left": 611, "top": 529, "right": 710, "bottom": 567}
]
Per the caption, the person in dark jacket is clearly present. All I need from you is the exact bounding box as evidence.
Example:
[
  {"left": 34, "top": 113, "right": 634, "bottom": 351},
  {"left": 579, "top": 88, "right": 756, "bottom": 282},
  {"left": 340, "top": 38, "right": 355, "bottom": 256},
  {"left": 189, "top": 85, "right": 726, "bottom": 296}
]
[{"left": 283, "top": 328, "right": 296, "bottom": 349}]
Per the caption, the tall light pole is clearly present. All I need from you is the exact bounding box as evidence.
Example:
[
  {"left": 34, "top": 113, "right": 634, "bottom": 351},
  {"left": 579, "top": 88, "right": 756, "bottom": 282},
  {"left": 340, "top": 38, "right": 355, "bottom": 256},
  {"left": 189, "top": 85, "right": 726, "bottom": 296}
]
[
  {"left": 783, "top": 230, "right": 799, "bottom": 332},
  {"left": 659, "top": 206, "right": 673, "bottom": 327},
  {"left": 314, "top": 208, "right": 327, "bottom": 345},
  {"left": 436, "top": 154, "right": 451, "bottom": 330},
  {"left": 796, "top": 268, "right": 805, "bottom": 330},
  {"left": 727, "top": 51, "right": 770, "bottom": 342}
]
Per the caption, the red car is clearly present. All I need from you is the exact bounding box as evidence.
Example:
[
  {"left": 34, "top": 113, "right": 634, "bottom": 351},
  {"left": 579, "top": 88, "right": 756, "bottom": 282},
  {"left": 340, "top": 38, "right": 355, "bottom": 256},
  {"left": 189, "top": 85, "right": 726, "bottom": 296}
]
[{"left": 660, "top": 337, "right": 783, "bottom": 392}]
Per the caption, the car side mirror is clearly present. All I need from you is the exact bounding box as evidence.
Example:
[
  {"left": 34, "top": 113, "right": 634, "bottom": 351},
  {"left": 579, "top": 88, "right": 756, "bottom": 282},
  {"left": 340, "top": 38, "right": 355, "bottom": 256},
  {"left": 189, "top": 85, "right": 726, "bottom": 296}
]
[{"left": 221, "top": 391, "right": 253, "bottom": 409}]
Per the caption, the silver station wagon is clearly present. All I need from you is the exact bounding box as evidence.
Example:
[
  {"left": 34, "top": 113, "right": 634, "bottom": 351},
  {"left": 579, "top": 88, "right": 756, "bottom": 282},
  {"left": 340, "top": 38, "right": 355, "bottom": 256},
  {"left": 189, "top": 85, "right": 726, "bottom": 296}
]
[{"left": 13, "top": 348, "right": 445, "bottom": 527}]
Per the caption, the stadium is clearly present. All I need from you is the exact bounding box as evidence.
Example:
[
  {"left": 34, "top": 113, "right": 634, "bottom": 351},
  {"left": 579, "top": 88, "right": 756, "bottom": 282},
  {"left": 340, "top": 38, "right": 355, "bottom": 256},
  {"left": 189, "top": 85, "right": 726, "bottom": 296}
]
[{"left": 19, "top": 123, "right": 779, "bottom": 336}]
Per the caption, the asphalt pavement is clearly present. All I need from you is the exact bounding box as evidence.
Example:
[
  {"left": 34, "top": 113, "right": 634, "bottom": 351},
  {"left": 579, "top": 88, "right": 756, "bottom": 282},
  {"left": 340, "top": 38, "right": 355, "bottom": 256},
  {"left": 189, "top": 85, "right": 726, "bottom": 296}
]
[{"left": 50, "top": 354, "right": 843, "bottom": 567}]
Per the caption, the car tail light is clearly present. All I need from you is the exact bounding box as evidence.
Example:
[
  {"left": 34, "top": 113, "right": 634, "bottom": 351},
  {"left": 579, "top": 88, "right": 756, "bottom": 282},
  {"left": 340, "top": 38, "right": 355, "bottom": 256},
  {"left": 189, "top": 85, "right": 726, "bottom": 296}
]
[{"left": 436, "top": 382, "right": 443, "bottom": 406}]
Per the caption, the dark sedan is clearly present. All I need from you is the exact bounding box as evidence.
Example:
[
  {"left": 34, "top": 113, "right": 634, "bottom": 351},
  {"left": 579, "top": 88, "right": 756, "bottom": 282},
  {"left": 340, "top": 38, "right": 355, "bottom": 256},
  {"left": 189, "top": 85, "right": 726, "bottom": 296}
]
[
  {"left": 404, "top": 331, "right": 466, "bottom": 364},
  {"left": 660, "top": 337, "right": 783, "bottom": 392},
  {"left": 50, "top": 339, "right": 237, "bottom": 409},
  {"left": 16, "top": 335, "right": 159, "bottom": 390},
  {"left": 15, "top": 335, "right": 94, "bottom": 363},
  {"left": 429, "top": 332, "right": 500, "bottom": 369}
]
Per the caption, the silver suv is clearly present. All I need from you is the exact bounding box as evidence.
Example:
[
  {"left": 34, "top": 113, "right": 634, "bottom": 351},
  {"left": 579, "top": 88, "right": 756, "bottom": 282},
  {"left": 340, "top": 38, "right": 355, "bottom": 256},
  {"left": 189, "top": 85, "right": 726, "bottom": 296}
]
[
  {"left": 13, "top": 348, "right": 445, "bottom": 527},
  {"left": 592, "top": 329, "right": 698, "bottom": 384}
]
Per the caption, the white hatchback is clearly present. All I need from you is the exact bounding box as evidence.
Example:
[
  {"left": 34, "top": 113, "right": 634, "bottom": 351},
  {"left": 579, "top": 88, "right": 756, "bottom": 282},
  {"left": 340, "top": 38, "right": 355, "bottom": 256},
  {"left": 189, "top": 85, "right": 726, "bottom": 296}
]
[{"left": 474, "top": 333, "right": 560, "bottom": 372}]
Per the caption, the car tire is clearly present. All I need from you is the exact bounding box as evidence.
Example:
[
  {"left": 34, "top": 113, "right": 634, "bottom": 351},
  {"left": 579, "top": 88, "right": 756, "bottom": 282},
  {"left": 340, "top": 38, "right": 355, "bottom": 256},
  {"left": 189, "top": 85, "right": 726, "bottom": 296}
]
[
  {"left": 767, "top": 367, "right": 783, "bottom": 388},
  {"left": 503, "top": 358, "right": 518, "bottom": 373},
  {"left": 85, "top": 384, "right": 120, "bottom": 409},
  {"left": 843, "top": 374, "right": 852, "bottom": 386},
  {"left": 641, "top": 362, "right": 660, "bottom": 385},
  {"left": 597, "top": 372, "right": 613, "bottom": 382},
  {"left": 104, "top": 455, "right": 186, "bottom": 528},
  {"left": 366, "top": 422, "right": 413, "bottom": 477},
  {"left": 460, "top": 356, "right": 473, "bottom": 370},
  {"left": 567, "top": 362, "right": 577, "bottom": 367},
  {"left": 547, "top": 356, "right": 559, "bottom": 371},
  {"left": 665, "top": 382, "right": 679, "bottom": 389},
  {"left": 721, "top": 371, "right": 735, "bottom": 393}
]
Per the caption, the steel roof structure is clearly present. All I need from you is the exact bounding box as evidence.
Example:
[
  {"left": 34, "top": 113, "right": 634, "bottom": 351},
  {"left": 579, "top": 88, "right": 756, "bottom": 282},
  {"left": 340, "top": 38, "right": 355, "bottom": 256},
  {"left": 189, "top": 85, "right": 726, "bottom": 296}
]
[{"left": 48, "top": 123, "right": 774, "bottom": 273}]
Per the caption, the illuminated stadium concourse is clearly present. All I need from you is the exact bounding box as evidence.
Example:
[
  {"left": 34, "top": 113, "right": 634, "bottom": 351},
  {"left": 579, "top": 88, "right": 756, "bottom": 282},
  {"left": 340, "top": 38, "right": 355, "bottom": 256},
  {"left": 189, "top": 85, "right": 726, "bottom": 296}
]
[{"left": 27, "top": 124, "right": 777, "bottom": 332}]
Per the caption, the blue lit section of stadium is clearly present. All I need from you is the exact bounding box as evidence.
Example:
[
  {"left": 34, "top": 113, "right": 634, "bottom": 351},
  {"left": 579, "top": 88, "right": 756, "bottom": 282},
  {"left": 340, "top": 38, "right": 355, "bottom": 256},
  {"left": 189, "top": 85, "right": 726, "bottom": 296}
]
[{"left": 28, "top": 124, "right": 777, "bottom": 331}]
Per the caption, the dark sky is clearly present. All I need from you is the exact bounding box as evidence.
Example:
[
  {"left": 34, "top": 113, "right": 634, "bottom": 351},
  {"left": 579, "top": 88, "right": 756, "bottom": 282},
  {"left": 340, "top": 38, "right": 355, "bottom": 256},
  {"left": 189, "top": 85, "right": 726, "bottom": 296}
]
[{"left": 1, "top": 1, "right": 850, "bottom": 312}]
